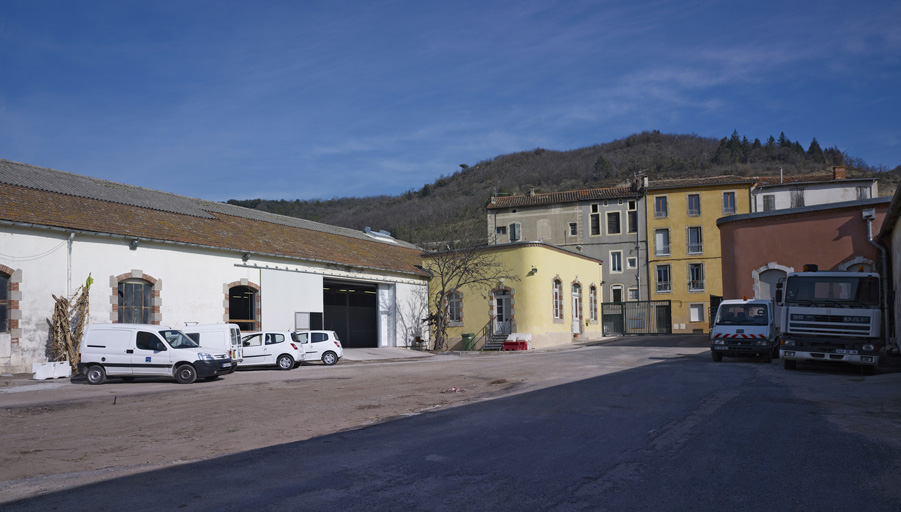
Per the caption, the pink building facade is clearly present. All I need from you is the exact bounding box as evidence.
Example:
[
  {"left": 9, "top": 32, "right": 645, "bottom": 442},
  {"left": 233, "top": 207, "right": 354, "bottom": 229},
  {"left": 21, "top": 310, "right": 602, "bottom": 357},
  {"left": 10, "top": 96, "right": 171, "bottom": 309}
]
[{"left": 717, "top": 198, "right": 890, "bottom": 300}]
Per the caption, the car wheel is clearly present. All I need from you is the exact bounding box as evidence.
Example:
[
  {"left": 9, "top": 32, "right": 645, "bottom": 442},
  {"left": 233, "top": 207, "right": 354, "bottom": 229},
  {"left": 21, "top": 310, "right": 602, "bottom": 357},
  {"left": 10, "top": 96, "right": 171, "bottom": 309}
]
[
  {"left": 711, "top": 351, "right": 723, "bottom": 362},
  {"left": 322, "top": 351, "right": 338, "bottom": 366},
  {"left": 86, "top": 365, "right": 106, "bottom": 385},
  {"left": 784, "top": 359, "right": 796, "bottom": 370},
  {"left": 174, "top": 364, "right": 198, "bottom": 384},
  {"left": 277, "top": 354, "right": 295, "bottom": 370}
]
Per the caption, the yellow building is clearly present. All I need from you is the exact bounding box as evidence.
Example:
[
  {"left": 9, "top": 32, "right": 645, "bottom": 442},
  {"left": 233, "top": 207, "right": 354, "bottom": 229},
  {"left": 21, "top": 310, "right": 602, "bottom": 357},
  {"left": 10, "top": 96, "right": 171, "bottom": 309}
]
[
  {"left": 424, "top": 242, "right": 604, "bottom": 350},
  {"left": 645, "top": 176, "right": 753, "bottom": 333}
]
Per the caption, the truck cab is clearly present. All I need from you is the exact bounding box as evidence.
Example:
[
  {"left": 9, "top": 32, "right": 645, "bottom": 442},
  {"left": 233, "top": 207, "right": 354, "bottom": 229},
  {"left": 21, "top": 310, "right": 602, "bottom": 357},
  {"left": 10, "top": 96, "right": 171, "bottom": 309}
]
[{"left": 710, "top": 299, "right": 778, "bottom": 363}]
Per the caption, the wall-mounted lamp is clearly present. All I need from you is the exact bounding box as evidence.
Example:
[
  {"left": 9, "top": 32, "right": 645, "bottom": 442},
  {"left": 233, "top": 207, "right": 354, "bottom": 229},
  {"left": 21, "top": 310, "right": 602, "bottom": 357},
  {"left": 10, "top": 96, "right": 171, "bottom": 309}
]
[
  {"left": 242, "top": 253, "right": 250, "bottom": 262},
  {"left": 129, "top": 240, "right": 139, "bottom": 251}
]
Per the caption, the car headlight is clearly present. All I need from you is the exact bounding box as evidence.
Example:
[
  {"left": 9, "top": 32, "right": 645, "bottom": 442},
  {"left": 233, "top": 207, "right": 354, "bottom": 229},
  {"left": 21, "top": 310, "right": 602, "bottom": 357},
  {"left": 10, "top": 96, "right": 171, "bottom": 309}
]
[
  {"left": 196, "top": 352, "right": 214, "bottom": 360},
  {"left": 783, "top": 339, "right": 795, "bottom": 347},
  {"left": 714, "top": 339, "right": 725, "bottom": 345},
  {"left": 756, "top": 340, "right": 768, "bottom": 346}
]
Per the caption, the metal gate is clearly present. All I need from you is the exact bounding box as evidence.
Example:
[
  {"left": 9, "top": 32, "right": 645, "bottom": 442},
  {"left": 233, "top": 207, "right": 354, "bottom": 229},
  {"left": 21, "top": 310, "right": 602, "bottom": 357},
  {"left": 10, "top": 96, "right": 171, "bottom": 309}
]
[{"left": 601, "top": 300, "right": 672, "bottom": 335}]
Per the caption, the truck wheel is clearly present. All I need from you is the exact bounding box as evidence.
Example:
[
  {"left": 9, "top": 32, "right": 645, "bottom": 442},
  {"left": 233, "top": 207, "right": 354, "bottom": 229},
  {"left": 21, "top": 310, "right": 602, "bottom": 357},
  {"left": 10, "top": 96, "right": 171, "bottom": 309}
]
[
  {"left": 322, "top": 351, "right": 338, "bottom": 366},
  {"left": 277, "top": 354, "right": 295, "bottom": 370},
  {"left": 711, "top": 352, "right": 723, "bottom": 362},
  {"left": 174, "top": 364, "right": 197, "bottom": 384},
  {"left": 784, "top": 359, "right": 796, "bottom": 370},
  {"left": 86, "top": 365, "right": 106, "bottom": 385}
]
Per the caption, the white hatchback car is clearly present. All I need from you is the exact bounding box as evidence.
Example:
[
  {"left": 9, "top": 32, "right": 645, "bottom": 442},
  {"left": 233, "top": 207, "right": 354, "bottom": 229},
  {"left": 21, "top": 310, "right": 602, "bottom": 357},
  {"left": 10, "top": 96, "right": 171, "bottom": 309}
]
[
  {"left": 240, "top": 331, "right": 305, "bottom": 370},
  {"left": 292, "top": 330, "right": 344, "bottom": 365}
]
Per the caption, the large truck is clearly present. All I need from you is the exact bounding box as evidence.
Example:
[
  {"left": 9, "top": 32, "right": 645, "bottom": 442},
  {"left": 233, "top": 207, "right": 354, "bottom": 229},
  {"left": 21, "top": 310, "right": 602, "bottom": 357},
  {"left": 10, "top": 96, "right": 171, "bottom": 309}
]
[{"left": 776, "top": 266, "right": 885, "bottom": 373}]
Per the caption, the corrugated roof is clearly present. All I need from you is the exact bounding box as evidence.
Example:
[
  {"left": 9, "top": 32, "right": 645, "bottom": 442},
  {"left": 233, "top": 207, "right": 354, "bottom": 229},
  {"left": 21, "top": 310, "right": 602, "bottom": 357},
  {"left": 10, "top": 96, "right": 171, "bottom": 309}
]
[
  {"left": 0, "top": 160, "right": 426, "bottom": 277},
  {"left": 753, "top": 173, "right": 873, "bottom": 187},
  {"left": 487, "top": 186, "right": 637, "bottom": 209}
]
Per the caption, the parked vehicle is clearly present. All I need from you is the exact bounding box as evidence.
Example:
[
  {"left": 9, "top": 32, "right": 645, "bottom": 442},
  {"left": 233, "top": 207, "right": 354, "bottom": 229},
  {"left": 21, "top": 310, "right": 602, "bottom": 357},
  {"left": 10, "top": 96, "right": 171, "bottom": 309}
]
[
  {"left": 182, "top": 323, "right": 243, "bottom": 370},
  {"left": 777, "top": 265, "right": 887, "bottom": 373},
  {"left": 292, "top": 330, "right": 343, "bottom": 365},
  {"left": 240, "top": 331, "right": 305, "bottom": 370},
  {"left": 710, "top": 299, "right": 778, "bottom": 362},
  {"left": 78, "top": 324, "right": 233, "bottom": 384}
]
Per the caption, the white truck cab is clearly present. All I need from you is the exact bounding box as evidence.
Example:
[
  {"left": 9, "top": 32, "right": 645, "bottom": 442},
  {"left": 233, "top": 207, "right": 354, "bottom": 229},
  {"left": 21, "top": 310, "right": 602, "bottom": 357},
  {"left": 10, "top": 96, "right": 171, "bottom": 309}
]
[
  {"left": 78, "top": 324, "right": 233, "bottom": 384},
  {"left": 710, "top": 299, "right": 778, "bottom": 363}
]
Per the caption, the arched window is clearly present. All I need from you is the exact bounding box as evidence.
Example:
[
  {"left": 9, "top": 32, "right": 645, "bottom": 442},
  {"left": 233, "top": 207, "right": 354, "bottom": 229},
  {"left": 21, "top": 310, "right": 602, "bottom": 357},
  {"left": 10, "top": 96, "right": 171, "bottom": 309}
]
[
  {"left": 552, "top": 279, "right": 563, "bottom": 320},
  {"left": 118, "top": 279, "right": 153, "bottom": 324},
  {"left": 447, "top": 291, "right": 463, "bottom": 323},
  {"left": 229, "top": 285, "right": 258, "bottom": 331},
  {"left": 0, "top": 271, "right": 9, "bottom": 332},
  {"left": 589, "top": 285, "right": 598, "bottom": 322}
]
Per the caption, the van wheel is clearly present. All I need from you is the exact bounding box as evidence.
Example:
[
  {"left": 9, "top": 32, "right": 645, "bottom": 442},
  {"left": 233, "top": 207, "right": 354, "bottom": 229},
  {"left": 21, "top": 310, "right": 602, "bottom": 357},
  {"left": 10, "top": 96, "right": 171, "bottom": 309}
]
[
  {"left": 711, "top": 352, "right": 723, "bottom": 362},
  {"left": 174, "top": 364, "right": 197, "bottom": 384},
  {"left": 277, "top": 354, "right": 295, "bottom": 370},
  {"left": 322, "top": 351, "right": 338, "bottom": 366},
  {"left": 86, "top": 365, "right": 106, "bottom": 385}
]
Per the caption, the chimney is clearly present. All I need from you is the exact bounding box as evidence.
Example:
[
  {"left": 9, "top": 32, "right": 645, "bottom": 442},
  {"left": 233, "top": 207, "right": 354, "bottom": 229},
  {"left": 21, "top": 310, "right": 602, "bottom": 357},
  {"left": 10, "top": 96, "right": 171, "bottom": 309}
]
[{"left": 832, "top": 166, "right": 846, "bottom": 180}]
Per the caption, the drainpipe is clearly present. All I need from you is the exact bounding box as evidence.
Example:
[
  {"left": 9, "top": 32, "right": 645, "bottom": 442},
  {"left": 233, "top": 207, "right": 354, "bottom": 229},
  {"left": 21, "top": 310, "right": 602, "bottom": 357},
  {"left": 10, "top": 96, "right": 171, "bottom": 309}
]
[
  {"left": 863, "top": 209, "right": 892, "bottom": 354},
  {"left": 67, "top": 232, "right": 75, "bottom": 296}
]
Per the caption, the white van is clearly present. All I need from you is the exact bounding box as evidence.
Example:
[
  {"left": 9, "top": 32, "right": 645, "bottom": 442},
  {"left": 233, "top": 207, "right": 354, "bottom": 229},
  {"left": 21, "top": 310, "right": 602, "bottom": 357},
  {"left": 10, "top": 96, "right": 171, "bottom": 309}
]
[
  {"left": 182, "top": 323, "right": 243, "bottom": 369},
  {"left": 78, "top": 324, "right": 233, "bottom": 384},
  {"left": 710, "top": 299, "right": 778, "bottom": 363}
]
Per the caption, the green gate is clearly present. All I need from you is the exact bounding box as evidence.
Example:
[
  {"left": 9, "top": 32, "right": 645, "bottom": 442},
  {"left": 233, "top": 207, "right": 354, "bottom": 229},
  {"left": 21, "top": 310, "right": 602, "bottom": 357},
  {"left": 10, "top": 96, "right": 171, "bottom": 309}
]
[{"left": 601, "top": 300, "right": 672, "bottom": 335}]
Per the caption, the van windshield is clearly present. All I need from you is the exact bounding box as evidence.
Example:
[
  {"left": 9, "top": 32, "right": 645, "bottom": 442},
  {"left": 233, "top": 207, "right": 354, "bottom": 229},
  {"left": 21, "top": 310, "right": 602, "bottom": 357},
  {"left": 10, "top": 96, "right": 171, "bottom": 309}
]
[
  {"left": 716, "top": 304, "right": 768, "bottom": 326},
  {"left": 161, "top": 330, "right": 200, "bottom": 349}
]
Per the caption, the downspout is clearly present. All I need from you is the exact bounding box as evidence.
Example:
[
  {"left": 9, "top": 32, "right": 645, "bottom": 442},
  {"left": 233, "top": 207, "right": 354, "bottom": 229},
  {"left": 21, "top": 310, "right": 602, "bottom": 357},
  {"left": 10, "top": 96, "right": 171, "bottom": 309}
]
[
  {"left": 67, "top": 232, "right": 75, "bottom": 297},
  {"left": 864, "top": 211, "right": 892, "bottom": 354}
]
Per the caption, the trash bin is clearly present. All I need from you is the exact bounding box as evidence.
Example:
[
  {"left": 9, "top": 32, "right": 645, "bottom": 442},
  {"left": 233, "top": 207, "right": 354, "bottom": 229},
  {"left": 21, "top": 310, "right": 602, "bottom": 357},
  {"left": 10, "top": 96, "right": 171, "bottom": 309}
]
[{"left": 461, "top": 333, "right": 475, "bottom": 351}]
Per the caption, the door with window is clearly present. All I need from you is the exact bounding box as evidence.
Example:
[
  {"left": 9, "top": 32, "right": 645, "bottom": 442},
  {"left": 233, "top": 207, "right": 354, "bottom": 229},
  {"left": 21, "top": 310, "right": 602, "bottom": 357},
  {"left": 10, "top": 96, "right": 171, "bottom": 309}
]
[
  {"left": 571, "top": 284, "right": 582, "bottom": 335},
  {"left": 495, "top": 291, "right": 511, "bottom": 335}
]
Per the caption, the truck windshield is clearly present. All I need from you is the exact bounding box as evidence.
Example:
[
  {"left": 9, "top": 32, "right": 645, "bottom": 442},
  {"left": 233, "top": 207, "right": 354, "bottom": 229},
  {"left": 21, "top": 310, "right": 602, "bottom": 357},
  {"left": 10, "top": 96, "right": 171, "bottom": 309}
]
[
  {"left": 161, "top": 330, "right": 201, "bottom": 349},
  {"left": 784, "top": 275, "right": 879, "bottom": 306},
  {"left": 716, "top": 305, "right": 768, "bottom": 325}
]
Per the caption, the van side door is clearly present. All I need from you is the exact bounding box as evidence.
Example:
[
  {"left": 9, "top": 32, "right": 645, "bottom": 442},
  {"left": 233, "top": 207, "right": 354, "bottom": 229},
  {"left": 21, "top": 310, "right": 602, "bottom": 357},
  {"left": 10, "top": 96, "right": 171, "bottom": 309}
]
[{"left": 132, "top": 331, "right": 171, "bottom": 376}]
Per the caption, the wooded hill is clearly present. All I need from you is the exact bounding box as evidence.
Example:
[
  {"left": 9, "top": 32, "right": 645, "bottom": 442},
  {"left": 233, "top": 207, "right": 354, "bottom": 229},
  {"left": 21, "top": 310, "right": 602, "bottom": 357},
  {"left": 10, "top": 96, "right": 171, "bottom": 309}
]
[{"left": 228, "top": 131, "right": 900, "bottom": 244}]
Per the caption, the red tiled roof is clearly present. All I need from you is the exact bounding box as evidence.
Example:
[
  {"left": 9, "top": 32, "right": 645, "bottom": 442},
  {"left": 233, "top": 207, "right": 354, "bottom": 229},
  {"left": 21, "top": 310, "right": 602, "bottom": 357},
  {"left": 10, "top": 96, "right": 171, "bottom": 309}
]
[
  {"left": 0, "top": 183, "right": 428, "bottom": 277},
  {"left": 487, "top": 186, "right": 636, "bottom": 209},
  {"left": 645, "top": 175, "right": 755, "bottom": 190}
]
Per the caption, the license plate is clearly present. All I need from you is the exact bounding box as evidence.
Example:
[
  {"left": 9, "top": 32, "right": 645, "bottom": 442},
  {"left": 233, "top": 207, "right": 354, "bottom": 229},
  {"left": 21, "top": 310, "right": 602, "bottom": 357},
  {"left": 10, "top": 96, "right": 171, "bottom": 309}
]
[
  {"left": 713, "top": 347, "right": 729, "bottom": 351},
  {"left": 835, "top": 349, "right": 858, "bottom": 355},
  {"left": 222, "top": 362, "right": 233, "bottom": 367}
]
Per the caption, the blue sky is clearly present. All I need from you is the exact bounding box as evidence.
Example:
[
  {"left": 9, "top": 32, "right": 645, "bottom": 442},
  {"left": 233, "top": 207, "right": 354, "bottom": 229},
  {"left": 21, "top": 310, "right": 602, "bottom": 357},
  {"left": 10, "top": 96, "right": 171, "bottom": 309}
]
[{"left": 1, "top": 1, "right": 899, "bottom": 201}]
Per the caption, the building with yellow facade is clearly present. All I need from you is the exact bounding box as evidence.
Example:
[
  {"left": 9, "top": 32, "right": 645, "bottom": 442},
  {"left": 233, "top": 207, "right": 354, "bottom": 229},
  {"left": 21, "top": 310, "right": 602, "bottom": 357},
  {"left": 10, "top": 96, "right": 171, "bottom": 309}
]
[
  {"left": 424, "top": 242, "right": 604, "bottom": 350},
  {"left": 645, "top": 176, "right": 754, "bottom": 333}
]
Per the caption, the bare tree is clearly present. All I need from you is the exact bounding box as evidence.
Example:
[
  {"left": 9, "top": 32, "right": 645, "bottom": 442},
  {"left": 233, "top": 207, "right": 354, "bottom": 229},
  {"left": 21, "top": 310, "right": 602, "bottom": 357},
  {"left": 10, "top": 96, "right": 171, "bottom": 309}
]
[{"left": 417, "top": 213, "right": 518, "bottom": 351}]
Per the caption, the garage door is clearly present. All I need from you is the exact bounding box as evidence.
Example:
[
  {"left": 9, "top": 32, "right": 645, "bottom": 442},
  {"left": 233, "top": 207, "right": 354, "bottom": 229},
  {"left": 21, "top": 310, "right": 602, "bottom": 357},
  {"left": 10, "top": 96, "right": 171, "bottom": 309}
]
[{"left": 323, "top": 281, "right": 378, "bottom": 348}]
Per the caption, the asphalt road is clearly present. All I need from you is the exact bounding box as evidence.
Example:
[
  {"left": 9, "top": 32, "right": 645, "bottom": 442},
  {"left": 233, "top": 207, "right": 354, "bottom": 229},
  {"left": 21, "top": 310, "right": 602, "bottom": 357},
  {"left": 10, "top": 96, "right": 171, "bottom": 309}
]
[{"left": 5, "top": 334, "right": 901, "bottom": 511}]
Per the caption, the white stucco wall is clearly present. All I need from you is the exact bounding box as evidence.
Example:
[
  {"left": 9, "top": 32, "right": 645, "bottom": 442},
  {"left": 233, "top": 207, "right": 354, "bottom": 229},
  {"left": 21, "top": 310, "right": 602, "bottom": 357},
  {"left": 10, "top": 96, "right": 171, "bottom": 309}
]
[
  {"left": 752, "top": 181, "right": 876, "bottom": 212},
  {"left": 0, "top": 224, "right": 428, "bottom": 373}
]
